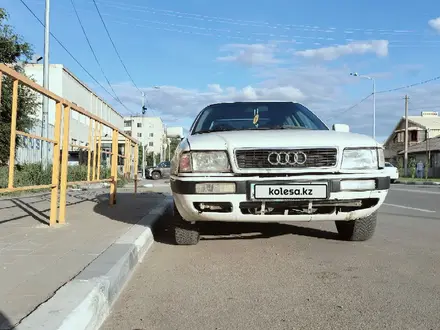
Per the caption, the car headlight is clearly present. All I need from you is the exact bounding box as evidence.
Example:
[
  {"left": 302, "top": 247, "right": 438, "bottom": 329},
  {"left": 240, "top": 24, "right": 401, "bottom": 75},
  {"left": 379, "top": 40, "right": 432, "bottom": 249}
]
[
  {"left": 341, "top": 148, "right": 380, "bottom": 170},
  {"left": 377, "top": 148, "right": 385, "bottom": 169},
  {"left": 179, "top": 151, "right": 231, "bottom": 173}
]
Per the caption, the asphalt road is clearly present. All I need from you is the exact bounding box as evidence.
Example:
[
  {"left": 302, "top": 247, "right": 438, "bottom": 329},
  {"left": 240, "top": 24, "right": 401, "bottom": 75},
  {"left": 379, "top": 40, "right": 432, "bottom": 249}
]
[{"left": 101, "top": 185, "right": 440, "bottom": 330}]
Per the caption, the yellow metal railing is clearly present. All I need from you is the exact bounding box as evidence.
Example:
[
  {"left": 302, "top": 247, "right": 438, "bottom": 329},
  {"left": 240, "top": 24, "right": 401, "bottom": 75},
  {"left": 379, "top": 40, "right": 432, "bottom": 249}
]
[{"left": 0, "top": 63, "right": 139, "bottom": 225}]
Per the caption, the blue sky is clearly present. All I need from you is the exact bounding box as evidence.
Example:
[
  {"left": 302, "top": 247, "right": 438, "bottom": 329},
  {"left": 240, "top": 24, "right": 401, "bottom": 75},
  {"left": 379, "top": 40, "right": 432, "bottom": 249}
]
[{"left": 4, "top": 0, "right": 440, "bottom": 142}]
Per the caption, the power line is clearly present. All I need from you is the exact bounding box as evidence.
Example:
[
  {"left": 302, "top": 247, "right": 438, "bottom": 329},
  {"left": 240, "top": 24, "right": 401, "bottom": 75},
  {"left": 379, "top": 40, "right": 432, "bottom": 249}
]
[
  {"left": 326, "top": 93, "right": 373, "bottom": 120},
  {"left": 376, "top": 75, "right": 440, "bottom": 94},
  {"left": 24, "top": 0, "right": 438, "bottom": 48},
  {"left": 95, "top": 0, "right": 423, "bottom": 37},
  {"left": 19, "top": 0, "right": 135, "bottom": 115},
  {"left": 91, "top": 0, "right": 142, "bottom": 94},
  {"left": 91, "top": 0, "right": 158, "bottom": 117},
  {"left": 69, "top": 0, "right": 133, "bottom": 114}
]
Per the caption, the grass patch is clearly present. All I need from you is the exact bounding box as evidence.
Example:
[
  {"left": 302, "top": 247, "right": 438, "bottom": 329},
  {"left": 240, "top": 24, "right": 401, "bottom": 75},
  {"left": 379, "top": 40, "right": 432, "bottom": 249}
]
[{"left": 0, "top": 163, "right": 131, "bottom": 197}]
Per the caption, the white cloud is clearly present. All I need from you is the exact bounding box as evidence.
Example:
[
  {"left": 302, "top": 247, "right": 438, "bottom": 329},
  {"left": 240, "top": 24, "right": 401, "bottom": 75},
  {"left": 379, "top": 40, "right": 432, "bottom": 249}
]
[
  {"left": 428, "top": 17, "right": 440, "bottom": 33},
  {"left": 115, "top": 82, "right": 305, "bottom": 124},
  {"left": 217, "top": 43, "right": 281, "bottom": 66},
  {"left": 102, "top": 65, "right": 440, "bottom": 143},
  {"left": 295, "top": 40, "right": 389, "bottom": 61}
]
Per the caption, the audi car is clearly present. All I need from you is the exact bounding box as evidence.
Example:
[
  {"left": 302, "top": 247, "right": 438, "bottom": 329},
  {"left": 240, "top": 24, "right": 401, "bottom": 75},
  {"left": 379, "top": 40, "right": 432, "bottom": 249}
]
[{"left": 169, "top": 101, "right": 390, "bottom": 245}]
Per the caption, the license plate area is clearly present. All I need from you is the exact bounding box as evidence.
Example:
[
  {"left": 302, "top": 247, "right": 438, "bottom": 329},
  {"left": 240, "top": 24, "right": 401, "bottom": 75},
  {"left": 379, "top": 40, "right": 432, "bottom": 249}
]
[{"left": 250, "top": 182, "right": 328, "bottom": 200}]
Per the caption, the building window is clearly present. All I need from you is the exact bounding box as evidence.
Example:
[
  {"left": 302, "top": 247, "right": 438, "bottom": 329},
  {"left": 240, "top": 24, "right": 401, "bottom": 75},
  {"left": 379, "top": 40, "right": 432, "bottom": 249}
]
[
  {"left": 124, "top": 120, "right": 132, "bottom": 127},
  {"left": 137, "top": 133, "right": 142, "bottom": 137},
  {"left": 137, "top": 123, "right": 142, "bottom": 128},
  {"left": 149, "top": 142, "right": 154, "bottom": 147},
  {"left": 410, "top": 131, "right": 418, "bottom": 142},
  {"left": 149, "top": 133, "right": 154, "bottom": 137},
  {"left": 126, "top": 131, "right": 132, "bottom": 136}
]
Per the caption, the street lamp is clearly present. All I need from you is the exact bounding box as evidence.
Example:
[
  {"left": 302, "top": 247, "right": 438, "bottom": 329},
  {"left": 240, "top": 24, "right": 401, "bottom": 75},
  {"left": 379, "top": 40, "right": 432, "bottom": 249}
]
[
  {"left": 140, "top": 86, "right": 161, "bottom": 177},
  {"left": 350, "top": 72, "right": 376, "bottom": 140}
]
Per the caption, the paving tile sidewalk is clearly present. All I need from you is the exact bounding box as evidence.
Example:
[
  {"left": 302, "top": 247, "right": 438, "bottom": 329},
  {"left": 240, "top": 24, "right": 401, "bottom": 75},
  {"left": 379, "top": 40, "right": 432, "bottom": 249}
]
[{"left": 0, "top": 187, "right": 168, "bottom": 329}]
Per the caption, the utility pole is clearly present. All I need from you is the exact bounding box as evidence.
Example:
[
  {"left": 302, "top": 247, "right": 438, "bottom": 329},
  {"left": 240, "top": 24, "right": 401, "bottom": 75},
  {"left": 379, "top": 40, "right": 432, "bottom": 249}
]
[
  {"left": 41, "top": 0, "right": 50, "bottom": 168},
  {"left": 403, "top": 95, "right": 409, "bottom": 177},
  {"left": 426, "top": 128, "right": 430, "bottom": 179},
  {"left": 141, "top": 92, "right": 146, "bottom": 179},
  {"left": 372, "top": 79, "right": 376, "bottom": 140}
]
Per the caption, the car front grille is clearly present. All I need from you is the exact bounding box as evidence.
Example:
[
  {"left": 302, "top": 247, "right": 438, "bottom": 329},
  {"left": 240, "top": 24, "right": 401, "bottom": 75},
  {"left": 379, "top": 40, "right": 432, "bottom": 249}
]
[{"left": 235, "top": 148, "right": 338, "bottom": 169}]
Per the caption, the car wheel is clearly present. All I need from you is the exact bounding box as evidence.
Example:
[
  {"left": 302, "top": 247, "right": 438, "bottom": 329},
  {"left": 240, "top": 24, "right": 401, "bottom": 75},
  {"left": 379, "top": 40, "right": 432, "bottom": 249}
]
[
  {"left": 335, "top": 211, "right": 377, "bottom": 241},
  {"left": 390, "top": 179, "right": 396, "bottom": 183},
  {"left": 152, "top": 171, "right": 161, "bottom": 180},
  {"left": 172, "top": 204, "right": 200, "bottom": 245}
]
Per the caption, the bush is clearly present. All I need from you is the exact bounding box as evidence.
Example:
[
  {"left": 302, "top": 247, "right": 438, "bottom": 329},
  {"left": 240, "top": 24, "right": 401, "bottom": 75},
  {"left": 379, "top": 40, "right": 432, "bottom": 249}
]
[{"left": 0, "top": 163, "right": 129, "bottom": 191}]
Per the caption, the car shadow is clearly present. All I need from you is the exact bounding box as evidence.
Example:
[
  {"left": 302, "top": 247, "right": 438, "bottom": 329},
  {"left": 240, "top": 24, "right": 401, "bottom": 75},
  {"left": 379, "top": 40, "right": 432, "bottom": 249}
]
[
  {"left": 0, "top": 310, "right": 14, "bottom": 330},
  {"left": 152, "top": 211, "right": 341, "bottom": 245}
]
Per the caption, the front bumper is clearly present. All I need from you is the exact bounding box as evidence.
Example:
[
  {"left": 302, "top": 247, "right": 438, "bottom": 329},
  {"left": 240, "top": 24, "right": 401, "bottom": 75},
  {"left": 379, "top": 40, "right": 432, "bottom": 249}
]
[{"left": 171, "top": 174, "right": 390, "bottom": 223}]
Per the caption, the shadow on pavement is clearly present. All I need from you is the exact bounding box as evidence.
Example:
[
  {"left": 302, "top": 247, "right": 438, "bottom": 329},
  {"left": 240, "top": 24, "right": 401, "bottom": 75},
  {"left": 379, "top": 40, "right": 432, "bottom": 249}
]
[
  {"left": 0, "top": 310, "right": 14, "bottom": 330},
  {"left": 0, "top": 190, "right": 103, "bottom": 225},
  {"left": 152, "top": 210, "right": 340, "bottom": 245},
  {"left": 93, "top": 191, "right": 169, "bottom": 226}
]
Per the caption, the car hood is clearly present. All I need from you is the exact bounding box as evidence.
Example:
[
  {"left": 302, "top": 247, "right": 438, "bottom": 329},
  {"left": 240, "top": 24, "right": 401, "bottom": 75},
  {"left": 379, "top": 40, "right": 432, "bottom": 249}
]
[{"left": 187, "top": 130, "right": 378, "bottom": 150}]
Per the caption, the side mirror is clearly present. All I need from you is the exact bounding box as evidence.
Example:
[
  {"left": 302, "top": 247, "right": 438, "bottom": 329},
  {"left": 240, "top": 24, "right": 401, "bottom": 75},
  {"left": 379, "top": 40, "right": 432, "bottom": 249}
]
[{"left": 332, "top": 124, "right": 350, "bottom": 132}]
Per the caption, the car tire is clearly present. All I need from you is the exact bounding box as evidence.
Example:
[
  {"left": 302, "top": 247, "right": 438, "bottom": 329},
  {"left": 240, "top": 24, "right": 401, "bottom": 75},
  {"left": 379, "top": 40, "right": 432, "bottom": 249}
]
[
  {"left": 390, "top": 179, "right": 396, "bottom": 183},
  {"left": 172, "top": 204, "right": 200, "bottom": 245},
  {"left": 152, "top": 171, "right": 161, "bottom": 180},
  {"left": 335, "top": 211, "right": 377, "bottom": 241}
]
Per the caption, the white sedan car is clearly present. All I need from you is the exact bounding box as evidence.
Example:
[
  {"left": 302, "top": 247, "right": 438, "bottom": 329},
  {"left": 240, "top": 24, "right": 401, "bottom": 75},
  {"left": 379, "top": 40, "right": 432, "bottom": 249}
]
[
  {"left": 170, "top": 101, "right": 390, "bottom": 245},
  {"left": 383, "top": 162, "right": 399, "bottom": 183}
]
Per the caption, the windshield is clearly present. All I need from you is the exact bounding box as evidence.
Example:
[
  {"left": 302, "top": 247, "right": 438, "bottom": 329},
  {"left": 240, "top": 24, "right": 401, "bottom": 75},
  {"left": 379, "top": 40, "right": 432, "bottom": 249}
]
[{"left": 191, "top": 102, "right": 328, "bottom": 134}]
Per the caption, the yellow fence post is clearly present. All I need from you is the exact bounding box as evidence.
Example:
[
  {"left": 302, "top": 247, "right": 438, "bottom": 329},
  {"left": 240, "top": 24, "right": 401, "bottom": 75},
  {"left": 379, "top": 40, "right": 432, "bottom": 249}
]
[
  {"left": 58, "top": 105, "right": 71, "bottom": 224},
  {"left": 134, "top": 143, "right": 138, "bottom": 194},
  {"left": 7, "top": 79, "right": 19, "bottom": 189},
  {"left": 109, "top": 129, "right": 118, "bottom": 205},
  {"left": 97, "top": 123, "right": 102, "bottom": 180},
  {"left": 127, "top": 141, "right": 131, "bottom": 179},
  {"left": 49, "top": 102, "right": 63, "bottom": 225},
  {"left": 87, "top": 118, "right": 93, "bottom": 181},
  {"left": 92, "top": 120, "right": 98, "bottom": 181},
  {"left": 0, "top": 71, "right": 3, "bottom": 103},
  {"left": 123, "top": 138, "right": 127, "bottom": 178}
]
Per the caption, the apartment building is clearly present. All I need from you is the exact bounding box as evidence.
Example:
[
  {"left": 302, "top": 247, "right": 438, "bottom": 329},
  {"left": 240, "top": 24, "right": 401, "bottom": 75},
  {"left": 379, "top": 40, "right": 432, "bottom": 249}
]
[
  {"left": 20, "top": 64, "right": 124, "bottom": 164},
  {"left": 123, "top": 116, "right": 167, "bottom": 159}
]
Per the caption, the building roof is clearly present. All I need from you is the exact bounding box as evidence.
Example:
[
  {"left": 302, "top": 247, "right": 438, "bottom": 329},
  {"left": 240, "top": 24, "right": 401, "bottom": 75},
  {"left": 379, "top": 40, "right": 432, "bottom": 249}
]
[
  {"left": 406, "top": 115, "right": 440, "bottom": 128},
  {"left": 383, "top": 114, "right": 440, "bottom": 146},
  {"left": 398, "top": 135, "right": 440, "bottom": 154}
]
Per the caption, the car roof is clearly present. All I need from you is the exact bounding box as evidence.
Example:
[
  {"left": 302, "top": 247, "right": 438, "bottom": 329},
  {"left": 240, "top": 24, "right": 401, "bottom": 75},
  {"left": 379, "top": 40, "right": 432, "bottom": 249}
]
[{"left": 207, "top": 101, "right": 300, "bottom": 106}]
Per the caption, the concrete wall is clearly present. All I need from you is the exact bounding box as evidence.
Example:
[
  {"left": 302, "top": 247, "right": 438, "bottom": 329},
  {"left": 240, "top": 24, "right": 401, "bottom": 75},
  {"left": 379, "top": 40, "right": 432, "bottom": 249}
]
[
  {"left": 23, "top": 64, "right": 125, "bottom": 164},
  {"left": 166, "top": 126, "right": 184, "bottom": 138}
]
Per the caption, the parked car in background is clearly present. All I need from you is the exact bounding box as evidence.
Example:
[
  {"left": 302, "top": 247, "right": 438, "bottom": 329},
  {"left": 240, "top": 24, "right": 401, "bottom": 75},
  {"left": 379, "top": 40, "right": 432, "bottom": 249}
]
[
  {"left": 147, "top": 161, "right": 171, "bottom": 180},
  {"left": 383, "top": 162, "right": 399, "bottom": 183}
]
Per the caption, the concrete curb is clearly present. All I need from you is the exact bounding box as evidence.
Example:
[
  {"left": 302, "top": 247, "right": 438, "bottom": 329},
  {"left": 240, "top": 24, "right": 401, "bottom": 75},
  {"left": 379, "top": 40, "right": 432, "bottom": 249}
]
[
  {"left": 394, "top": 181, "right": 440, "bottom": 186},
  {"left": 16, "top": 196, "right": 174, "bottom": 330}
]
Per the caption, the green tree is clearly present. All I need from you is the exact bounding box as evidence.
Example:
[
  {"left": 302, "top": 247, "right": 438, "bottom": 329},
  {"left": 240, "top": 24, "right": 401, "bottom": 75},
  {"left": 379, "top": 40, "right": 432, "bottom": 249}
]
[
  {"left": 168, "top": 137, "right": 180, "bottom": 159},
  {"left": 138, "top": 144, "right": 143, "bottom": 170},
  {"left": 0, "top": 8, "right": 39, "bottom": 164}
]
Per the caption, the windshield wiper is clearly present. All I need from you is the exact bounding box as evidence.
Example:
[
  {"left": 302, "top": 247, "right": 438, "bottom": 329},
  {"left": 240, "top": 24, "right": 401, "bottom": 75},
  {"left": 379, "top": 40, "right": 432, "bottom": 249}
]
[
  {"left": 244, "top": 125, "right": 309, "bottom": 130},
  {"left": 193, "top": 128, "right": 241, "bottom": 135},
  {"left": 271, "top": 125, "right": 309, "bottom": 129}
]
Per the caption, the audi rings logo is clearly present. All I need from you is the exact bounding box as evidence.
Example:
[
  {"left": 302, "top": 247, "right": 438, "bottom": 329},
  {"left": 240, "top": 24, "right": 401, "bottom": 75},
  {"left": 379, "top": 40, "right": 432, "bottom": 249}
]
[{"left": 267, "top": 151, "right": 307, "bottom": 166}]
